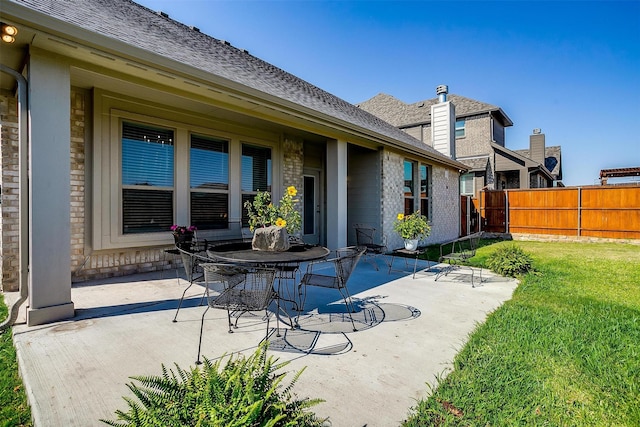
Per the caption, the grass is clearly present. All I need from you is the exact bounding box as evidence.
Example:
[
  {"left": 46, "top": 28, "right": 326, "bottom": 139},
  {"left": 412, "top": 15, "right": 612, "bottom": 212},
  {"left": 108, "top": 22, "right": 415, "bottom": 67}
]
[
  {"left": 404, "top": 240, "right": 640, "bottom": 426},
  {"left": 0, "top": 294, "right": 32, "bottom": 427}
]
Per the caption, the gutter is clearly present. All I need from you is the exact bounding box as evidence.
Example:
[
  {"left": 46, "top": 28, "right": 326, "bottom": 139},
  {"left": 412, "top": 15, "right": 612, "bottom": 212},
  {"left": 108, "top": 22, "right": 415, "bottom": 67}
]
[{"left": 0, "top": 64, "right": 29, "bottom": 332}]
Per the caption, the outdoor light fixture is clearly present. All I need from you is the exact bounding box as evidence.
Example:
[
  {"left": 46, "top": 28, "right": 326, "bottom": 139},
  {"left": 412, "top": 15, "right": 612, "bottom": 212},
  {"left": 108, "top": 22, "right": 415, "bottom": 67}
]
[{"left": 1, "top": 23, "right": 18, "bottom": 43}]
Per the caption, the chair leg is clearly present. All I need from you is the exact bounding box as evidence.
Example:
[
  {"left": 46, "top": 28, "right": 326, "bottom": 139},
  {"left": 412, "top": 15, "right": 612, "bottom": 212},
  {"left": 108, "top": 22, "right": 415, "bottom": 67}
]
[
  {"left": 173, "top": 281, "right": 194, "bottom": 323},
  {"left": 227, "top": 308, "right": 234, "bottom": 333},
  {"left": 296, "top": 283, "right": 307, "bottom": 328},
  {"left": 338, "top": 287, "right": 357, "bottom": 332},
  {"left": 196, "top": 305, "right": 210, "bottom": 365}
]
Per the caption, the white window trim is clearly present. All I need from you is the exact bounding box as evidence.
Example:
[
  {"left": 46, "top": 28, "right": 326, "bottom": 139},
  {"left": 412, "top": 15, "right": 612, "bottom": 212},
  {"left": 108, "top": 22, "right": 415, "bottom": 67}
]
[{"left": 93, "top": 90, "right": 280, "bottom": 250}]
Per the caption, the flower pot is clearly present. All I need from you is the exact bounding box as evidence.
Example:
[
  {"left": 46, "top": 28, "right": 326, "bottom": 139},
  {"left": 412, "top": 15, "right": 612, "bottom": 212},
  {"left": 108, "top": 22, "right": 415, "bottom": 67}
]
[
  {"left": 404, "top": 239, "right": 419, "bottom": 251},
  {"left": 252, "top": 225, "right": 291, "bottom": 252},
  {"left": 173, "top": 232, "right": 194, "bottom": 249}
]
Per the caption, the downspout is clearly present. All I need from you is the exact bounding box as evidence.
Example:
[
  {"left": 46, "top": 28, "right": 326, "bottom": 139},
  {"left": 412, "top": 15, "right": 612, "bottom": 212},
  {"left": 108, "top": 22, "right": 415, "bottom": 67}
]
[{"left": 0, "top": 64, "right": 29, "bottom": 331}]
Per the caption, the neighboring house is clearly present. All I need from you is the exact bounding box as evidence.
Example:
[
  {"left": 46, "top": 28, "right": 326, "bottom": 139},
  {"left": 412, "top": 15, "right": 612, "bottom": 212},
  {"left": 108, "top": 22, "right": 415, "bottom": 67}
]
[
  {"left": 358, "top": 91, "right": 563, "bottom": 197},
  {"left": 0, "top": 0, "right": 467, "bottom": 325}
]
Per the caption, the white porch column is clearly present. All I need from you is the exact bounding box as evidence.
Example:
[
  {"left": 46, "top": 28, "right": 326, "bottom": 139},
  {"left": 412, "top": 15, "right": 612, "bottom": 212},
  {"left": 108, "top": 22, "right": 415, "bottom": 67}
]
[
  {"left": 326, "top": 139, "right": 348, "bottom": 250},
  {"left": 27, "top": 50, "right": 74, "bottom": 326}
]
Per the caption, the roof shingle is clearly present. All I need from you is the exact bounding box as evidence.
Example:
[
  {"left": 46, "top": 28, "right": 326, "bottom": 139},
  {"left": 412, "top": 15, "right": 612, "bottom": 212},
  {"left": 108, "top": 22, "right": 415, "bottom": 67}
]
[{"left": 14, "top": 0, "right": 463, "bottom": 166}]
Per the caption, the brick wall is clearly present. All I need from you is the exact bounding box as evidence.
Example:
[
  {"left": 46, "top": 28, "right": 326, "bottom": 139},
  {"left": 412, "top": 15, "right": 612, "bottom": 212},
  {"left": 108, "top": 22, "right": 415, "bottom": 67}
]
[
  {"left": 70, "top": 90, "right": 86, "bottom": 274},
  {"left": 70, "top": 89, "right": 177, "bottom": 282},
  {"left": 0, "top": 91, "right": 20, "bottom": 291},
  {"left": 282, "top": 135, "right": 304, "bottom": 200},
  {"left": 455, "top": 114, "right": 492, "bottom": 158},
  {"left": 381, "top": 150, "right": 460, "bottom": 250}
]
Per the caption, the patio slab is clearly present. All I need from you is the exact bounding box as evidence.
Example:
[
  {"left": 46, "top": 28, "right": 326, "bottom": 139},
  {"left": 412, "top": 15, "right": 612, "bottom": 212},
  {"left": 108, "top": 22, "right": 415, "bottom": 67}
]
[{"left": 8, "top": 256, "right": 518, "bottom": 427}]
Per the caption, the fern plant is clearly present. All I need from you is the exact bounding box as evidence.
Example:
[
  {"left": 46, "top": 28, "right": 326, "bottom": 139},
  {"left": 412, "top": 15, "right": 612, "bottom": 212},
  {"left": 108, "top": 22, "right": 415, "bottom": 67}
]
[
  {"left": 101, "top": 342, "right": 326, "bottom": 426},
  {"left": 486, "top": 243, "right": 534, "bottom": 277}
]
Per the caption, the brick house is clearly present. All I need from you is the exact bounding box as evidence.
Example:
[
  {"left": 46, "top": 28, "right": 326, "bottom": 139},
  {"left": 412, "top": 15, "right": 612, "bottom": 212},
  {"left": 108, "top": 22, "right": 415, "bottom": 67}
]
[
  {"left": 0, "top": 0, "right": 467, "bottom": 325},
  {"left": 358, "top": 91, "right": 563, "bottom": 197}
]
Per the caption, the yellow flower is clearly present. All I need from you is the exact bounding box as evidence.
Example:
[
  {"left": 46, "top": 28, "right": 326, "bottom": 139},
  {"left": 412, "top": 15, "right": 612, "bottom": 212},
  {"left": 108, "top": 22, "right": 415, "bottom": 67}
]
[
  {"left": 397, "top": 213, "right": 405, "bottom": 221},
  {"left": 287, "top": 186, "right": 297, "bottom": 196},
  {"left": 275, "top": 218, "right": 287, "bottom": 228}
]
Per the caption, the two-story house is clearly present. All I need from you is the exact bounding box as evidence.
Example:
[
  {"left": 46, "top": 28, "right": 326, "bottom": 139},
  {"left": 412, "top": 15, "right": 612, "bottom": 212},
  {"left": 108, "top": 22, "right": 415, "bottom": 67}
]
[{"left": 358, "top": 87, "right": 563, "bottom": 198}]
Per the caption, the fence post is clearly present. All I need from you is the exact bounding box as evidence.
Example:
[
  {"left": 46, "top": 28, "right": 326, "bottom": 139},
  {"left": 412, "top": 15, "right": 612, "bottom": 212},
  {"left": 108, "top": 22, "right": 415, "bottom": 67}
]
[
  {"left": 505, "top": 190, "right": 510, "bottom": 234},
  {"left": 577, "top": 187, "right": 582, "bottom": 237}
]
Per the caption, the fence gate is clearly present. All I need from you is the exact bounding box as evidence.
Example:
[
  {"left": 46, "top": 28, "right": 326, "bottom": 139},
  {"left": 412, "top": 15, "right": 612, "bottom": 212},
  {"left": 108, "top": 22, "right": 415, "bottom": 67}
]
[
  {"left": 461, "top": 195, "right": 480, "bottom": 236},
  {"left": 480, "top": 190, "right": 507, "bottom": 233}
]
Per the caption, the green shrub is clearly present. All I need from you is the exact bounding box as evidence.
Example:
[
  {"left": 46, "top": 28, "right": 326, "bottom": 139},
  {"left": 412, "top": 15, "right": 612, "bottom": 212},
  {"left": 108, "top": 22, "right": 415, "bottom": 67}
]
[
  {"left": 102, "top": 342, "right": 326, "bottom": 427},
  {"left": 486, "top": 243, "right": 534, "bottom": 277}
]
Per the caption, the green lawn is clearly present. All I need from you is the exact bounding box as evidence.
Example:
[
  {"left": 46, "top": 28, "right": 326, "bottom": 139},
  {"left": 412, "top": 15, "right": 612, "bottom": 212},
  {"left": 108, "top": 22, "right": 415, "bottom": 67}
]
[
  {"left": 0, "top": 294, "right": 32, "bottom": 427},
  {"left": 404, "top": 240, "right": 640, "bottom": 426}
]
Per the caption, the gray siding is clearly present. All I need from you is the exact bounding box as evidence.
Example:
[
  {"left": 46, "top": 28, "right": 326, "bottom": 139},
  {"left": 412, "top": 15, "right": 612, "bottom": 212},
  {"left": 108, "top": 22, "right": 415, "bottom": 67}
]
[{"left": 347, "top": 145, "right": 382, "bottom": 244}]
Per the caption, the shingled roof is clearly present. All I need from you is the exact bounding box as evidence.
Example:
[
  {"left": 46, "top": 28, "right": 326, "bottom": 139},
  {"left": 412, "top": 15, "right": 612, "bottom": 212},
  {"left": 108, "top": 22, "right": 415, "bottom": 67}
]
[
  {"left": 515, "top": 146, "right": 563, "bottom": 180},
  {"left": 10, "top": 0, "right": 465, "bottom": 168},
  {"left": 357, "top": 93, "right": 514, "bottom": 128}
]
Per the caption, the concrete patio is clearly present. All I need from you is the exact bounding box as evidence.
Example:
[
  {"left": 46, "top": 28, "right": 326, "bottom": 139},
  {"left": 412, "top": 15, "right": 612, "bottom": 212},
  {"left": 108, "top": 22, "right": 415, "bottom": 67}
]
[{"left": 8, "top": 256, "right": 518, "bottom": 427}]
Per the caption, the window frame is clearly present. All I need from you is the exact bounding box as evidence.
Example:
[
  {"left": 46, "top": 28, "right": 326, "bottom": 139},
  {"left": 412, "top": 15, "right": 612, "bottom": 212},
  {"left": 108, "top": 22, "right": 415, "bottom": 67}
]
[
  {"left": 455, "top": 119, "right": 466, "bottom": 138},
  {"left": 403, "top": 160, "right": 416, "bottom": 215},
  {"left": 240, "top": 143, "right": 273, "bottom": 227},
  {"left": 121, "top": 120, "right": 176, "bottom": 235},
  {"left": 94, "top": 91, "right": 280, "bottom": 250},
  {"left": 189, "top": 133, "right": 230, "bottom": 230},
  {"left": 419, "top": 164, "right": 431, "bottom": 219},
  {"left": 460, "top": 173, "right": 475, "bottom": 196}
]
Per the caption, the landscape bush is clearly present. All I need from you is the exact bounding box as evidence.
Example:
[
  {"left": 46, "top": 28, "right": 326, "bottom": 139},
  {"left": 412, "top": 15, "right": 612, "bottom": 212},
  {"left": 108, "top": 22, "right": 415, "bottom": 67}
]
[
  {"left": 101, "top": 342, "right": 326, "bottom": 427},
  {"left": 486, "top": 243, "right": 534, "bottom": 277}
]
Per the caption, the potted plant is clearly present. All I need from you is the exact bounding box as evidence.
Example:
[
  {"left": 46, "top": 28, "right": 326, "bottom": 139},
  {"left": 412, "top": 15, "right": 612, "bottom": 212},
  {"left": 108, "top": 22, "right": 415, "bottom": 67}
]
[
  {"left": 171, "top": 224, "right": 197, "bottom": 249},
  {"left": 393, "top": 211, "right": 430, "bottom": 251},
  {"left": 244, "top": 186, "right": 302, "bottom": 251}
]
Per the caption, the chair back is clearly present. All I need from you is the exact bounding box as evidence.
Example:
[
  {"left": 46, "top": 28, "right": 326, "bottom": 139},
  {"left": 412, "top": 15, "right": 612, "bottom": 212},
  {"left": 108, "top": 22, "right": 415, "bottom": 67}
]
[
  {"left": 353, "top": 224, "right": 376, "bottom": 247},
  {"left": 206, "top": 265, "right": 276, "bottom": 311},
  {"left": 333, "top": 246, "right": 366, "bottom": 288},
  {"left": 176, "top": 246, "right": 207, "bottom": 283},
  {"left": 467, "top": 232, "right": 483, "bottom": 257}
]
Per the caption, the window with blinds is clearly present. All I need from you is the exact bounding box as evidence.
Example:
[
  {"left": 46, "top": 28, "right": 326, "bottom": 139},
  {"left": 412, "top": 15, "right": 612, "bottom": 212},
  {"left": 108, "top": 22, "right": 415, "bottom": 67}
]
[
  {"left": 190, "top": 134, "right": 229, "bottom": 229},
  {"left": 121, "top": 121, "right": 174, "bottom": 234},
  {"left": 241, "top": 144, "right": 271, "bottom": 226}
]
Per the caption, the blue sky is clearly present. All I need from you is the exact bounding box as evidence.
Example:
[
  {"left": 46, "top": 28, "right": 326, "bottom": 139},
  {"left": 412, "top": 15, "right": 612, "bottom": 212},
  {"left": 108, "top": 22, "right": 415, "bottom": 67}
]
[{"left": 134, "top": 0, "right": 640, "bottom": 186}]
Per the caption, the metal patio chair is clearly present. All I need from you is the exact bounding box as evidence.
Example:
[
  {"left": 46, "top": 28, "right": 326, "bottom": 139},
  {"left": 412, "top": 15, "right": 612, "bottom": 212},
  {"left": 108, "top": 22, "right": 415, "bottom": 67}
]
[
  {"left": 196, "top": 264, "right": 277, "bottom": 364},
  {"left": 353, "top": 223, "right": 388, "bottom": 271},
  {"left": 297, "top": 246, "right": 366, "bottom": 332},
  {"left": 435, "top": 232, "right": 484, "bottom": 287},
  {"left": 172, "top": 242, "right": 210, "bottom": 322}
]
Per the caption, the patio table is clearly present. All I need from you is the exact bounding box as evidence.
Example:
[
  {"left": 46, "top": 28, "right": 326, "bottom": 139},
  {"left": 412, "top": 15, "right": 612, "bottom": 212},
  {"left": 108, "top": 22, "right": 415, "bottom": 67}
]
[
  {"left": 207, "top": 242, "right": 330, "bottom": 266},
  {"left": 207, "top": 243, "right": 330, "bottom": 327}
]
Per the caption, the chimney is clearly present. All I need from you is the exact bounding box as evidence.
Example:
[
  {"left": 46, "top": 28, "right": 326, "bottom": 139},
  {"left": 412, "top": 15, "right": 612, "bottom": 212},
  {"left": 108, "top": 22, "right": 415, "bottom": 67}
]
[
  {"left": 431, "top": 85, "right": 456, "bottom": 159},
  {"left": 529, "top": 129, "right": 546, "bottom": 165},
  {"left": 436, "top": 84, "right": 448, "bottom": 102}
]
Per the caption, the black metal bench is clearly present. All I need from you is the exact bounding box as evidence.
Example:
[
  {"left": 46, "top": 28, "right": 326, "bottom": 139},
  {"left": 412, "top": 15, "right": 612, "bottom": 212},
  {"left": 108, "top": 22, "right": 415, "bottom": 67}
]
[{"left": 435, "top": 232, "right": 484, "bottom": 287}]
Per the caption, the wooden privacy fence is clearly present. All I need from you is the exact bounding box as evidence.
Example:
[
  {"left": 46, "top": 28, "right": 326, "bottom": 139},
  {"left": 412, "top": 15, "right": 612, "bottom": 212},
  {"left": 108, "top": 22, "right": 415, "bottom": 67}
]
[{"left": 478, "top": 185, "right": 640, "bottom": 240}]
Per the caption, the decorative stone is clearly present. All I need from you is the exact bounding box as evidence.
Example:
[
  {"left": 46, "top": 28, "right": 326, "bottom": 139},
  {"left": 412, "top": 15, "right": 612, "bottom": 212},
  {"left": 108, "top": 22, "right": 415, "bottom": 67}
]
[{"left": 252, "top": 225, "right": 290, "bottom": 252}]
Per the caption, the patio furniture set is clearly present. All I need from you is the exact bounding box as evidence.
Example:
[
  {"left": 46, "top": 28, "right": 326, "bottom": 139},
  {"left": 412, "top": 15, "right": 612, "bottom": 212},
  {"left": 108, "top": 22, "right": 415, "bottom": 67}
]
[
  {"left": 170, "top": 224, "right": 482, "bottom": 363},
  {"left": 169, "top": 231, "right": 365, "bottom": 363}
]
